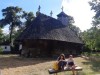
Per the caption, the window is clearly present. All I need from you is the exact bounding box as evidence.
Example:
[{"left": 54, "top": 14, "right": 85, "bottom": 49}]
[{"left": 5, "top": 46, "right": 7, "bottom": 49}]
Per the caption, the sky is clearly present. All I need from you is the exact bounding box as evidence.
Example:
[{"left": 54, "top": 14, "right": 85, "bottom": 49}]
[{"left": 0, "top": 0, "right": 95, "bottom": 34}]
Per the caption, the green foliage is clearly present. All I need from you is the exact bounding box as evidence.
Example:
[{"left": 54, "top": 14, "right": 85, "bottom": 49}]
[
  {"left": 68, "top": 16, "right": 75, "bottom": 24},
  {"left": 11, "top": 11, "right": 35, "bottom": 40},
  {"left": 82, "top": 27, "right": 100, "bottom": 51},
  {"left": 89, "top": 0, "right": 100, "bottom": 27},
  {"left": 69, "top": 24, "right": 81, "bottom": 36},
  {"left": 66, "top": 16, "right": 80, "bottom": 37},
  {"left": 3, "top": 34, "right": 10, "bottom": 42},
  {"left": 0, "top": 28, "right": 5, "bottom": 43},
  {"left": 0, "top": 6, "right": 22, "bottom": 43},
  {"left": 11, "top": 28, "right": 22, "bottom": 40},
  {"left": 83, "top": 0, "right": 100, "bottom": 51},
  {"left": 83, "top": 52, "right": 88, "bottom": 56},
  {"left": 0, "top": 47, "right": 3, "bottom": 53},
  {"left": 0, "top": 6, "right": 22, "bottom": 27},
  {"left": 0, "top": 6, "right": 35, "bottom": 43},
  {"left": 22, "top": 11, "right": 35, "bottom": 27}
]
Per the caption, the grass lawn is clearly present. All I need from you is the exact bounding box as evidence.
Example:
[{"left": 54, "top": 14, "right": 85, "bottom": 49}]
[{"left": 0, "top": 54, "right": 100, "bottom": 75}]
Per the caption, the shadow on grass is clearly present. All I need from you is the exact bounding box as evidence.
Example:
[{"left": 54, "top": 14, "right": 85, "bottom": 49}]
[
  {"left": 90, "top": 60, "right": 100, "bottom": 72},
  {"left": 80, "top": 71, "right": 87, "bottom": 75},
  {"left": 0, "top": 54, "right": 55, "bottom": 69},
  {"left": 82, "top": 61, "right": 91, "bottom": 65},
  {"left": 82, "top": 58, "right": 100, "bottom": 72}
]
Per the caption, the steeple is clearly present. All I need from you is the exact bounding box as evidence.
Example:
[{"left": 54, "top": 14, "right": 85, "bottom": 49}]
[
  {"left": 38, "top": 5, "right": 41, "bottom": 12},
  {"left": 57, "top": 6, "right": 68, "bottom": 17},
  {"left": 36, "top": 5, "right": 41, "bottom": 16},
  {"left": 50, "top": 11, "right": 53, "bottom": 17},
  {"left": 57, "top": 7, "right": 69, "bottom": 25},
  {"left": 61, "top": 6, "right": 63, "bottom": 12}
]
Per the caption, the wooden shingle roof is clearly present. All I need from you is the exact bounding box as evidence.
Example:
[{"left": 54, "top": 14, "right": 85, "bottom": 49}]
[
  {"left": 57, "top": 11, "right": 69, "bottom": 17},
  {"left": 16, "top": 13, "right": 83, "bottom": 44}
]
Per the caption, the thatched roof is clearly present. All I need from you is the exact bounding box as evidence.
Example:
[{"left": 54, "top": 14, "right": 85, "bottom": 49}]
[{"left": 16, "top": 13, "right": 83, "bottom": 44}]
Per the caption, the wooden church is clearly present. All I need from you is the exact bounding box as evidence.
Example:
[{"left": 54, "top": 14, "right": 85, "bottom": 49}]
[{"left": 16, "top": 7, "right": 83, "bottom": 57}]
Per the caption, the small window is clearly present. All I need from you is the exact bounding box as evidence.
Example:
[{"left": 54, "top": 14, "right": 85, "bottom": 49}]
[{"left": 5, "top": 46, "right": 7, "bottom": 49}]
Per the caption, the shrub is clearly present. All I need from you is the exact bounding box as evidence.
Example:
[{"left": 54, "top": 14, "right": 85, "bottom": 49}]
[{"left": 0, "top": 47, "right": 3, "bottom": 53}]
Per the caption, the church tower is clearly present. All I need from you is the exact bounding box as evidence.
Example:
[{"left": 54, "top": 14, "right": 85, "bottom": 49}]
[{"left": 57, "top": 7, "right": 69, "bottom": 25}]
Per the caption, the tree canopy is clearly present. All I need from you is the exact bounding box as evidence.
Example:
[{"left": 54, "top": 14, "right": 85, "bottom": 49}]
[
  {"left": 0, "top": 6, "right": 22, "bottom": 44},
  {"left": 81, "top": 0, "right": 100, "bottom": 51},
  {"left": 22, "top": 11, "right": 35, "bottom": 28},
  {"left": 89, "top": 0, "right": 100, "bottom": 27},
  {"left": 0, "top": 28, "right": 4, "bottom": 43},
  {"left": 0, "top": 6, "right": 35, "bottom": 44}
]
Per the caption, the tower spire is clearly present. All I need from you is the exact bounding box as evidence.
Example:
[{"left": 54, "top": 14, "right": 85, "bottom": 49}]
[
  {"left": 38, "top": 5, "right": 41, "bottom": 12},
  {"left": 61, "top": 6, "right": 63, "bottom": 12},
  {"left": 36, "top": 5, "right": 41, "bottom": 16},
  {"left": 57, "top": 6, "right": 69, "bottom": 25},
  {"left": 50, "top": 11, "right": 53, "bottom": 17}
]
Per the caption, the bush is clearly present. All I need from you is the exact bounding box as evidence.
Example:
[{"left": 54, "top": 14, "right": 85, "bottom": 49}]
[
  {"left": 0, "top": 47, "right": 3, "bottom": 53},
  {"left": 82, "top": 52, "right": 92, "bottom": 57}
]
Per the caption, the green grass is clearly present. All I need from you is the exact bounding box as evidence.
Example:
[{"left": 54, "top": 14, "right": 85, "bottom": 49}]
[
  {"left": 0, "top": 54, "right": 100, "bottom": 75},
  {"left": 51, "top": 55, "right": 100, "bottom": 75}
]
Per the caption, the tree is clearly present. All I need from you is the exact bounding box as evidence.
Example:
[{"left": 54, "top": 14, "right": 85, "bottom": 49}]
[
  {"left": 82, "top": 28, "right": 95, "bottom": 50},
  {"left": 82, "top": 27, "right": 100, "bottom": 51},
  {"left": 67, "top": 16, "right": 81, "bottom": 37},
  {"left": 89, "top": 0, "right": 100, "bottom": 27},
  {"left": 69, "top": 24, "right": 81, "bottom": 37},
  {"left": 0, "top": 6, "right": 22, "bottom": 44},
  {"left": 22, "top": 11, "right": 35, "bottom": 28},
  {"left": 85, "top": 0, "right": 100, "bottom": 51},
  {"left": 68, "top": 16, "right": 75, "bottom": 25},
  {"left": 12, "top": 11, "right": 35, "bottom": 39},
  {"left": 0, "top": 28, "right": 4, "bottom": 43}
]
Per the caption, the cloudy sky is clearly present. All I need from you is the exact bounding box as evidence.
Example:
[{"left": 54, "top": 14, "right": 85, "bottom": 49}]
[{"left": 0, "top": 0, "right": 95, "bottom": 34}]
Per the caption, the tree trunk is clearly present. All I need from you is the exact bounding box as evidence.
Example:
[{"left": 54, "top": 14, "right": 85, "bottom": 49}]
[{"left": 9, "top": 23, "right": 14, "bottom": 45}]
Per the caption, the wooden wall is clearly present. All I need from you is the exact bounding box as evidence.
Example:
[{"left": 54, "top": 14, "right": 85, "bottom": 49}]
[{"left": 21, "top": 39, "right": 83, "bottom": 57}]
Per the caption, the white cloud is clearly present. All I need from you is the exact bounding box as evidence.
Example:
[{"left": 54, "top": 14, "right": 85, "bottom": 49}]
[
  {"left": 2, "top": 25, "right": 9, "bottom": 34},
  {"left": 62, "top": 0, "right": 95, "bottom": 31}
]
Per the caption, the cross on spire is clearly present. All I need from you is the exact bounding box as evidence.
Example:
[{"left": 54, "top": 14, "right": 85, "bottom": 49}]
[
  {"left": 50, "top": 11, "right": 53, "bottom": 17},
  {"left": 38, "top": 5, "right": 41, "bottom": 12},
  {"left": 61, "top": 6, "right": 63, "bottom": 12}
]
